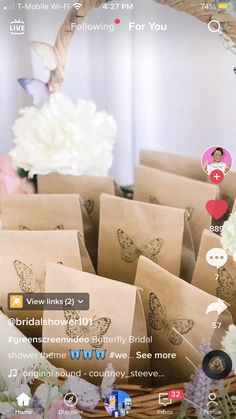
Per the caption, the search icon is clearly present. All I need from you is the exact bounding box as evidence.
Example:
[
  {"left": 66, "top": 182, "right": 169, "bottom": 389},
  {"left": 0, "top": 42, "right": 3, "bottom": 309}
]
[{"left": 208, "top": 20, "right": 222, "bottom": 33}]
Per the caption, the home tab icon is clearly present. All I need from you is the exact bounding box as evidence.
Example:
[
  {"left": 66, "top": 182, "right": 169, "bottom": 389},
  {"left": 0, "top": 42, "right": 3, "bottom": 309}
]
[{"left": 16, "top": 393, "right": 31, "bottom": 407}]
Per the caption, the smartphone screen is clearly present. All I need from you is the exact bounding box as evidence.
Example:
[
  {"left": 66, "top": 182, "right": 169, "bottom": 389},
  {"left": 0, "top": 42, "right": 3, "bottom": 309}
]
[{"left": 0, "top": 1, "right": 236, "bottom": 418}]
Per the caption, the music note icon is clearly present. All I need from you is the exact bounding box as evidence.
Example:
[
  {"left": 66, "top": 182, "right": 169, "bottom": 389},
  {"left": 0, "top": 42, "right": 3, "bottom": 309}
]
[{"left": 8, "top": 369, "right": 17, "bottom": 378}]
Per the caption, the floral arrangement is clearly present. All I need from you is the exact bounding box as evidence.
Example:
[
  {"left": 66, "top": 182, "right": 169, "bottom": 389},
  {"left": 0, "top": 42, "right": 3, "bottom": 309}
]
[
  {"left": 10, "top": 93, "right": 117, "bottom": 178},
  {"left": 221, "top": 211, "right": 236, "bottom": 262},
  {"left": 179, "top": 340, "right": 236, "bottom": 419},
  {"left": 0, "top": 155, "right": 34, "bottom": 194}
]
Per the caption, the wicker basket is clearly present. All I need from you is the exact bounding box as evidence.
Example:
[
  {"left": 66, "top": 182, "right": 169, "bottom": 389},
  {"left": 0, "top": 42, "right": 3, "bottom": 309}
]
[{"left": 79, "top": 375, "right": 236, "bottom": 419}]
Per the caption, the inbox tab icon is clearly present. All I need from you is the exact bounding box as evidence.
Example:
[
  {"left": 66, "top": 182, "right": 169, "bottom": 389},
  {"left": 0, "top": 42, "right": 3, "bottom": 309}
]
[{"left": 10, "top": 19, "right": 25, "bottom": 35}]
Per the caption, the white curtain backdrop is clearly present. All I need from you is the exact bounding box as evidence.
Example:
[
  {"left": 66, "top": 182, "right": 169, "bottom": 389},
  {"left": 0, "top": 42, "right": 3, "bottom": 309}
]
[{"left": 1, "top": 0, "right": 236, "bottom": 184}]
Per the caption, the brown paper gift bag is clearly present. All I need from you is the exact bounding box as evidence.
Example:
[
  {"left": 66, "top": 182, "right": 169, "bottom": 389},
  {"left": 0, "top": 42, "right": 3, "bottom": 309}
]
[
  {"left": 1, "top": 194, "right": 95, "bottom": 274},
  {"left": 98, "top": 194, "right": 195, "bottom": 285},
  {"left": 0, "top": 230, "right": 82, "bottom": 340},
  {"left": 134, "top": 165, "right": 218, "bottom": 252},
  {"left": 43, "top": 262, "right": 150, "bottom": 384},
  {"left": 135, "top": 256, "right": 233, "bottom": 385},
  {"left": 1, "top": 194, "right": 84, "bottom": 234},
  {"left": 37, "top": 173, "right": 115, "bottom": 267},
  {"left": 192, "top": 229, "right": 236, "bottom": 325},
  {"left": 140, "top": 149, "right": 206, "bottom": 181},
  {"left": 218, "top": 172, "right": 236, "bottom": 221}
]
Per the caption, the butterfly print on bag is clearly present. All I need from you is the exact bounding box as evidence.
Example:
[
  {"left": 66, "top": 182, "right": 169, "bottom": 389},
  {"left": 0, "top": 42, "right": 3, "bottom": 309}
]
[
  {"left": 14, "top": 260, "right": 63, "bottom": 293},
  {"left": 14, "top": 260, "right": 46, "bottom": 293},
  {"left": 64, "top": 308, "right": 111, "bottom": 348},
  {"left": 148, "top": 292, "right": 194, "bottom": 345},
  {"left": 117, "top": 229, "right": 163, "bottom": 264},
  {"left": 149, "top": 195, "right": 160, "bottom": 205},
  {"left": 148, "top": 195, "right": 194, "bottom": 220},
  {"left": 19, "top": 224, "right": 64, "bottom": 231},
  {"left": 216, "top": 266, "right": 236, "bottom": 306}
]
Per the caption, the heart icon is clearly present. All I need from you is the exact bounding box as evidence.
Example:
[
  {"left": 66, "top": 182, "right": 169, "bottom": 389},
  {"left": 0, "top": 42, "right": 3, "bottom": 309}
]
[{"left": 206, "top": 200, "right": 229, "bottom": 220}]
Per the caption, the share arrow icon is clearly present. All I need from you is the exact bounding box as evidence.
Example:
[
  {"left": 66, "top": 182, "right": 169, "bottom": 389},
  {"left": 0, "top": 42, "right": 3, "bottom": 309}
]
[{"left": 205, "top": 298, "right": 228, "bottom": 316}]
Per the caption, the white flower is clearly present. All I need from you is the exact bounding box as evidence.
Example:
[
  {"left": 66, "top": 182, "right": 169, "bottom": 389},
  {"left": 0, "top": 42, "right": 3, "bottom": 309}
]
[
  {"left": 10, "top": 93, "right": 117, "bottom": 178},
  {"left": 221, "top": 212, "right": 236, "bottom": 261},
  {"left": 222, "top": 324, "right": 236, "bottom": 374}
]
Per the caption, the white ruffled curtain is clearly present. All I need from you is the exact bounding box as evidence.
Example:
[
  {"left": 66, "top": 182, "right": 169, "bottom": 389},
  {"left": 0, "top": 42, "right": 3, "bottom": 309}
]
[{"left": 1, "top": 0, "right": 236, "bottom": 184}]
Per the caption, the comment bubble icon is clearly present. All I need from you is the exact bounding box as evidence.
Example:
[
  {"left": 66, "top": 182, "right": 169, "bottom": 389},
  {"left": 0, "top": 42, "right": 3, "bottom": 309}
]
[{"left": 206, "top": 248, "right": 228, "bottom": 269}]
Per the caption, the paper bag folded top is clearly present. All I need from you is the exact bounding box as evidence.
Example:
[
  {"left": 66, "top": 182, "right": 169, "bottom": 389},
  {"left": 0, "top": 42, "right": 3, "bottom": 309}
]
[
  {"left": 140, "top": 150, "right": 206, "bottom": 181},
  {"left": 134, "top": 165, "right": 218, "bottom": 252},
  {"left": 43, "top": 262, "right": 150, "bottom": 384},
  {"left": 1, "top": 194, "right": 94, "bottom": 274},
  {"left": 98, "top": 194, "right": 195, "bottom": 284},
  {"left": 1, "top": 194, "right": 84, "bottom": 235},
  {"left": 37, "top": 174, "right": 115, "bottom": 268},
  {"left": 135, "top": 256, "right": 233, "bottom": 385},
  {"left": 0, "top": 230, "right": 82, "bottom": 339},
  {"left": 37, "top": 174, "right": 115, "bottom": 225},
  {"left": 192, "top": 229, "right": 236, "bottom": 324}
]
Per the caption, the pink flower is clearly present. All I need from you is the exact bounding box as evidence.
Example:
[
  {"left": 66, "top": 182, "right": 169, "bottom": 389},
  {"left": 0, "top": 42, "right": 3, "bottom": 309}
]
[
  {"left": 0, "top": 155, "right": 35, "bottom": 194},
  {"left": 49, "top": 396, "right": 81, "bottom": 419}
]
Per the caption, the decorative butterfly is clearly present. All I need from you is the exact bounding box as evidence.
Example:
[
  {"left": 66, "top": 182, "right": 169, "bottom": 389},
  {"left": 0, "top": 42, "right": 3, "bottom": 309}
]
[
  {"left": 216, "top": 267, "right": 236, "bottom": 305},
  {"left": 148, "top": 292, "right": 194, "bottom": 345},
  {"left": 19, "top": 224, "right": 64, "bottom": 231},
  {"left": 68, "top": 363, "right": 116, "bottom": 411},
  {"left": 64, "top": 309, "right": 111, "bottom": 348},
  {"left": 13, "top": 260, "right": 46, "bottom": 293},
  {"left": 84, "top": 199, "right": 95, "bottom": 216},
  {"left": 31, "top": 42, "right": 58, "bottom": 71},
  {"left": 18, "top": 78, "right": 50, "bottom": 108},
  {"left": 149, "top": 195, "right": 160, "bottom": 205},
  {"left": 117, "top": 229, "right": 163, "bottom": 264},
  {"left": 149, "top": 196, "right": 194, "bottom": 220},
  {"left": 14, "top": 260, "right": 63, "bottom": 293}
]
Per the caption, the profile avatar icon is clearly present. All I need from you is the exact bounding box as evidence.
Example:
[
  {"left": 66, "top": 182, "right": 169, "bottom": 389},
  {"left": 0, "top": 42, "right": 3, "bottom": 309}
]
[
  {"left": 105, "top": 390, "right": 132, "bottom": 417},
  {"left": 201, "top": 146, "right": 232, "bottom": 178}
]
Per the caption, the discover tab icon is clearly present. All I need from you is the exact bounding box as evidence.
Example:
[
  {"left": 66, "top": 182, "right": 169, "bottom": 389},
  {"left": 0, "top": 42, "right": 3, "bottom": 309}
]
[{"left": 10, "top": 19, "right": 25, "bottom": 35}]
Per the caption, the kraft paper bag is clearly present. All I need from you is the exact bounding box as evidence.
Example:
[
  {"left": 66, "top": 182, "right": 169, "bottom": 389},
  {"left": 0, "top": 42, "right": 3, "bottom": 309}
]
[
  {"left": 0, "top": 230, "right": 82, "bottom": 340},
  {"left": 140, "top": 149, "right": 206, "bottom": 181},
  {"left": 43, "top": 262, "right": 150, "bottom": 384},
  {"left": 98, "top": 194, "right": 195, "bottom": 285},
  {"left": 192, "top": 229, "right": 236, "bottom": 325},
  {"left": 134, "top": 165, "right": 218, "bottom": 252},
  {"left": 219, "top": 172, "right": 236, "bottom": 221},
  {"left": 37, "top": 173, "right": 115, "bottom": 267},
  {"left": 1, "top": 194, "right": 94, "bottom": 274},
  {"left": 135, "top": 256, "right": 233, "bottom": 386},
  {"left": 1, "top": 194, "right": 84, "bottom": 235}
]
